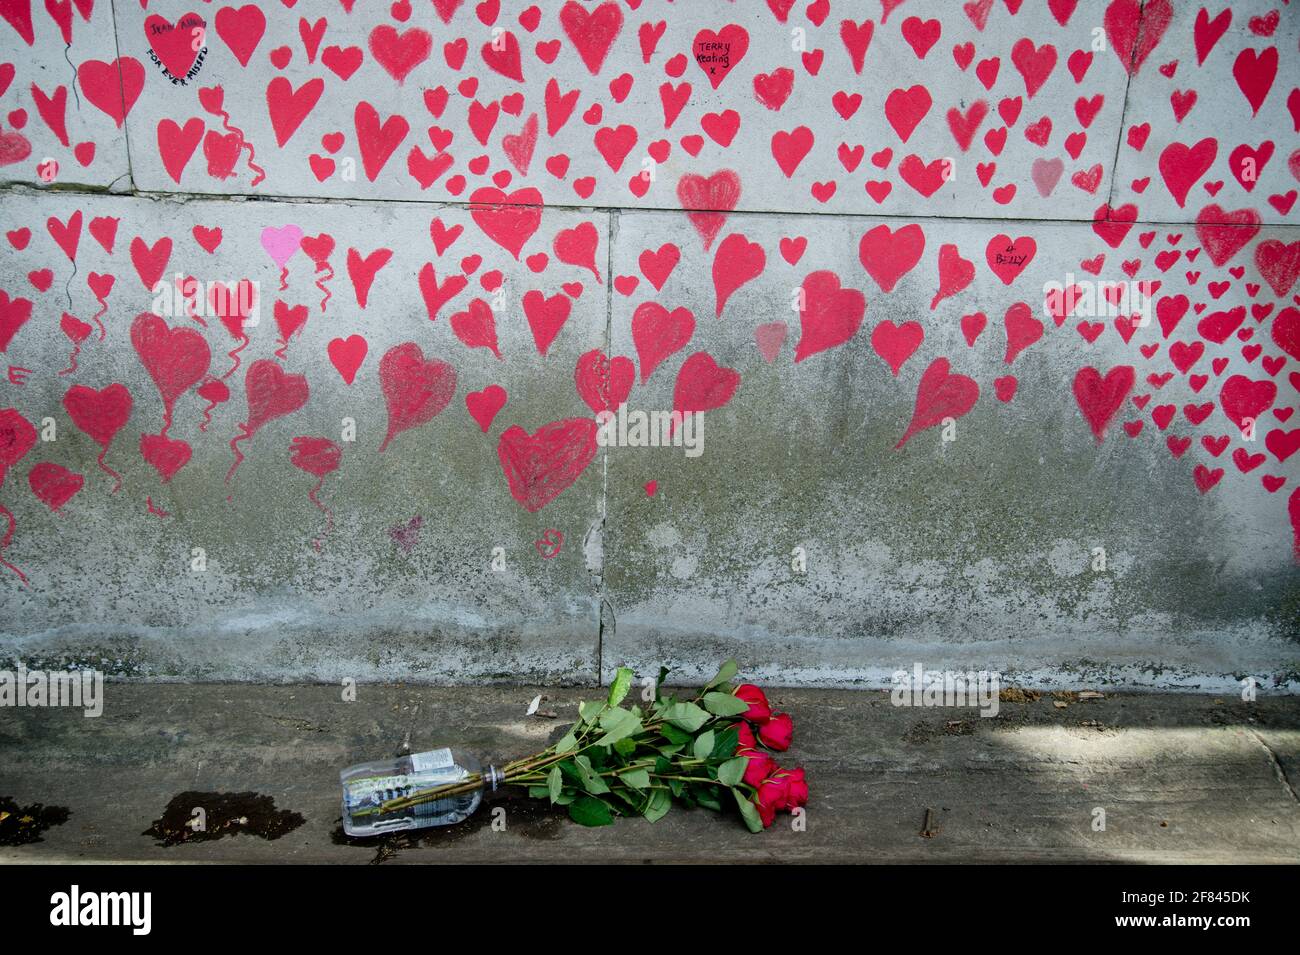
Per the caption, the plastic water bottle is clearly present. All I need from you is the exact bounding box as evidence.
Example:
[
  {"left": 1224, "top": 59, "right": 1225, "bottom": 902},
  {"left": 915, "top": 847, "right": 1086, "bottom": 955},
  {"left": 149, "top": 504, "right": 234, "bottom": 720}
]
[{"left": 340, "top": 748, "right": 501, "bottom": 836}]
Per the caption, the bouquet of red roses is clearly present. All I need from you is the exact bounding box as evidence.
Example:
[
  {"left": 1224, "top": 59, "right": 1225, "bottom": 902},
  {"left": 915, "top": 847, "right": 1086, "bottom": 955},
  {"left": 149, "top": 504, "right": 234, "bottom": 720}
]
[{"left": 368, "top": 660, "right": 806, "bottom": 832}]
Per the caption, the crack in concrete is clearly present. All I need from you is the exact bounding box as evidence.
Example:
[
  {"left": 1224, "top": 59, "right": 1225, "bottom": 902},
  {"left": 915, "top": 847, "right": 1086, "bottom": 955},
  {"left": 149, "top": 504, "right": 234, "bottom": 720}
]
[{"left": 1249, "top": 729, "right": 1300, "bottom": 805}]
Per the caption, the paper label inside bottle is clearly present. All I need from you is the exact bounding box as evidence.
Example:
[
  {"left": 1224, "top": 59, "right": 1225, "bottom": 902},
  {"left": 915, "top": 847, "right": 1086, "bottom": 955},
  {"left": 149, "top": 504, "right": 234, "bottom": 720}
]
[{"left": 410, "top": 747, "right": 455, "bottom": 773}]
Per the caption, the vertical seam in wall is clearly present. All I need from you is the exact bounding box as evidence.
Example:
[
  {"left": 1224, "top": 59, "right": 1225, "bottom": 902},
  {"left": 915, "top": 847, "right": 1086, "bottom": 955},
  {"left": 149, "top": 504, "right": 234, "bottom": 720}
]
[
  {"left": 107, "top": 0, "right": 137, "bottom": 192},
  {"left": 1102, "top": 1, "right": 1140, "bottom": 212},
  {"left": 595, "top": 207, "right": 618, "bottom": 685}
]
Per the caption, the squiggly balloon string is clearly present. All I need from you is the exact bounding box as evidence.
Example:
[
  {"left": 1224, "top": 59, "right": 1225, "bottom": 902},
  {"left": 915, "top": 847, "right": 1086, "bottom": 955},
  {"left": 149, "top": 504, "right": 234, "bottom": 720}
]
[
  {"left": 160, "top": 401, "right": 174, "bottom": 439},
  {"left": 0, "top": 502, "right": 27, "bottom": 584},
  {"left": 146, "top": 496, "right": 170, "bottom": 518},
  {"left": 308, "top": 477, "right": 332, "bottom": 551},
  {"left": 315, "top": 262, "right": 333, "bottom": 312},
  {"left": 275, "top": 337, "right": 291, "bottom": 361},
  {"left": 222, "top": 333, "right": 248, "bottom": 380},
  {"left": 199, "top": 399, "right": 217, "bottom": 432},
  {"left": 213, "top": 105, "right": 265, "bottom": 187},
  {"left": 89, "top": 295, "right": 107, "bottom": 340},
  {"left": 58, "top": 340, "right": 81, "bottom": 376},
  {"left": 278, "top": 266, "right": 289, "bottom": 291},
  {"left": 227, "top": 425, "right": 250, "bottom": 483},
  {"left": 97, "top": 447, "right": 122, "bottom": 493}
]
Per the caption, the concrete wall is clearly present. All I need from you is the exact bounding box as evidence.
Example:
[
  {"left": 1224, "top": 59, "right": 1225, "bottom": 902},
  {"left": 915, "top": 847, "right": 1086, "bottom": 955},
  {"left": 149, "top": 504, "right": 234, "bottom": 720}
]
[{"left": 0, "top": 0, "right": 1296, "bottom": 689}]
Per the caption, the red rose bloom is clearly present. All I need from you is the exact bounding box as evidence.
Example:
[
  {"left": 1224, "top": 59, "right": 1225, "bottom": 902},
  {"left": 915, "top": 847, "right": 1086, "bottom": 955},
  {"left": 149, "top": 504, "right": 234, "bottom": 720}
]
[
  {"left": 758, "top": 772, "right": 793, "bottom": 811},
  {"left": 735, "top": 683, "right": 772, "bottom": 723},
  {"left": 752, "top": 792, "right": 777, "bottom": 828},
  {"left": 739, "top": 748, "right": 777, "bottom": 788},
  {"left": 734, "top": 720, "right": 757, "bottom": 752},
  {"left": 758, "top": 712, "right": 793, "bottom": 750},
  {"left": 771, "top": 767, "right": 808, "bottom": 808}
]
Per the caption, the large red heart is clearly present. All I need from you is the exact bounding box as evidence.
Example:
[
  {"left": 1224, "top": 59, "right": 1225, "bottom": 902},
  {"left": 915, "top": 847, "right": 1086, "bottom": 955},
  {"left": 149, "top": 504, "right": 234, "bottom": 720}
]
[
  {"left": 266, "top": 76, "right": 324, "bottom": 147},
  {"left": 676, "top": 170, "right": 740, "bottom": 250},
  {"left": 139, "top": 432, "right": 191, "bottom": 483},
  {"left": 712, "top": 232, "right": 765, "bottom": 317},
  {"left": 327, "top": 334, "right": 368, "bottom": 384},
  {"left": 985, "top": 234, "right": 1037, "bottom": 285},
  {"left": 64, "top": 382, "right": 133, "bottom": 449},
  {"left": 1195, "top": 204, "right": 1262, "bottom": 267},
  {"left": 632, "top": 302, "right": 694, "bottom": 382},
  {"left": 1103, "top": 0, "right": 1170, "bottom": 75},
  {"left": 1158, "top": 138, "right": 1217, "bottom": 208},
  {"left": 378, "top": 342, "right": 456, "bottom": 451},
  {"left": 480, "top": 28, "right": 524, "bottom": 82},
  {"left": 575, "top": 348, "right": 633, "bottom": 414},
  {"left": 560, "top": 1, "right": 623, "bottom": 74},
  {"left": 469, "top": 186, "right": 543, "bottom": 259},
  {"left": 156, "top": 117, "right": 203, "bottom": 184},
  {"left": 673, "top": 351, "right": 739, "bottom": 418},
  {"left": 1271, "top": 307, "right": 1300, "bottom": 363},
  {"left": 0, "top": 290, "right": 33, "bottom": 352},
  {"left": 1219, "top": 375, "right": 1276, "bottom": 434},
  {"left": 465, "top": 384, "right": 507, "bottom": 433},
  {"left": 896, "top": 358, "right": 980, "bottom": 448},
  {"left": 497, "top": 417, "right": 597, "bottom": 512},
  {"left": 354, "top": 101, "right": 409, "bottom": 181},
  {"left": 523, "top": 290, "right": 572, "bottom": 356},
  {"left": 144, "top": 12, "right": 207, "bottom": 79},
  {"left": 871, "top": 320, "right": 923, "bottom": 376},
  {"left": 243, "top": 359, "right": 308, "bottom": 436},
  {"left": 859, "top": 223, "right": 925, "bottom": 293},
  {"left": 1256, "top": 240, "right": 1300, "bottom": 298},
  {"left": 368, "top": 25, "right": 431, "bottom": 84},
  {"left": 214, "top": 3, "right": 266, "bottom": 67},
  {"left": 449, "top": 298, "right": 501, "bottom": 357},
  {"left": 28, "top": 461, "right": 83, "bottom": 511},
  {"left": 130, "top": 313, "right": 210, "bottom": 420},
  {"left": 794, "top": 270, "right": 866, "bottom": 362},
  {"left": 77, "top": 57, "right": 144, "bottom": 127},
  {"left": 554, "top": 221, "right": 601, "bottom": 282},
  {"left": 0, "top": 409, "right": 37, "bottom": 484},
  {"left": 692, "top": 24, "right": 749, "bottom": 89},
  {"left": 1073, "top": 365, "right": 1134, "bottom": 442}
]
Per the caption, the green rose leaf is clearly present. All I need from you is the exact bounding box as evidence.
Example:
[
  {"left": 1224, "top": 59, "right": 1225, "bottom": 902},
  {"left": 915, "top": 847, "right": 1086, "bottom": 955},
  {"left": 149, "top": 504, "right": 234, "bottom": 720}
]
[
  {"left": 574, "top": 755, "right": 610, "bottom": 795},
  {"left": 662, "top": 701, "right": 710, "bottom": 732},
  {"left": 554, "top": 728, "right": 578, "bottom": 753},
  {"left": 732, "top": 788, "right": 764, "bottom": 833},
  {"left": 642, "top": 788, "right": 671, "bottom": 823},
  {"left": 702, "top": 692, "right": 750, "bottom": 717},
  {"left": 595, "top": 706, "right": 642, "bottom": 747},
  {"left": 711, "top": 725, "right": 740, "bottom": 759},
  {"left": 660, "top": 724, "right": 692, "bottom": 746},
  {"left": 621, "top": 767, "right": 651, "bottom": 790},
  {"left": 568, "top": 796, "right": 614, "bottom": 827},
  {"left": 717, "top": 756, "right": 747, "bottom": 788},
  {"left": 579, "top": 700, "right": 607, "bottom": 725},
  {"left": 693, "top": 730, "right": 716, "bottom": 761},
  {"left": 547, "top": 766, "right": 562, "bottom": 804},
  {"left": 608, "top": 667, "right": 634, "bottom": 707},
  {"left": 706, "top": 659, "right": 738, "bottom": 689}
]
